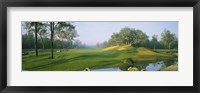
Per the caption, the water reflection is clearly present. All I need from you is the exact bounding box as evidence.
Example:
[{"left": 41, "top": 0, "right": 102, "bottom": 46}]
[
  {"left": 146, "top": 63, "right": 163, "bottom": 71},
  {"left": 92, "top": 60, "right": 178, "bottom": 71},
  {"left": 93, "top": 67, "right": 120, "bottom": 71}
]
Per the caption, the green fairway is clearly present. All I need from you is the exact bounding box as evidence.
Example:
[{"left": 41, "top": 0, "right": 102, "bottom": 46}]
[
  {"left": 22, "top": 21, "right": 178, "bottom": 71},
  {"left": 22, "top": 47, "right": 178, "bottom": 71}
]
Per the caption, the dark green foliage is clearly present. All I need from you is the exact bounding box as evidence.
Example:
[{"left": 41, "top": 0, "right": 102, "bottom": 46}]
[
  {"left": 161, "top": 29, "right": 178, "bottom": 49},
  {"left": 107, "top": 27, "right": 149, "bottom": 47},
  {"left": 22, "top": 34, "right": 85, "bottom": 49},
  {"left": 121, "top": 58, "right": 134, "bottom": 64},
  {"left": 24, "top": 22, "right": 46, "bottom": 56},
  {"left": 22, "top": 33, "right": 35, "bottom": 49},
  {"left": 97, "top": 27, "right": 178, "bottom": 49},
  {"left": 22, "top": 22, "right": 84, "bottom": 50}
]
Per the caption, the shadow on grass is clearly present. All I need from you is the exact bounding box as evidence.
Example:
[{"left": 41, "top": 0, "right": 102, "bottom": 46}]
[
  {"left": 67, "top": 52, "right": 120, "bottom": 61},
  {"left": 23, "top": 58, "right": 67, "bottom": 71}
]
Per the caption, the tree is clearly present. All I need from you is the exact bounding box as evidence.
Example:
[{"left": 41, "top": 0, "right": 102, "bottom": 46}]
[
  {"left": 22, "top": 32, "right": 35, "bottom": 49},
  {"left": 107, "top": 27, "right": 148, "bottom": 48},
  {"left": 50, "top": 22, "right": 55, "bottom": 59},
  {"left": 65, "top": 26, "right": 78, "bottom": 49},
  {"left": 22, "top": 22, "right": 81, "bottom": 50},
  {"left": 108, "top": 33, "right": 123, "bottom": 46},
  {"left": 73, "top": 39, "right": 83, "bottom": 48},
  {"left": 131, "top": 29, "right": 148, "bottom": 47},
  {"left": 37, "top": 22, "right": 48, "bottom": 49},
  {"left": 118, "top": 27, "right": 149, "bottom": 47},
  {"left": 161, "top": 29, "right": 177, "bottom": 49},
  {"left": 119, "top": 27, "right": 134, "bottom": 45},
  {"left": 151, "top": 35, "right": 158, "bottom": 50},
  {"left": 55, "top": 22, "right": 78, "bottom": 49},
  {"left": 171, "top": 35, "right": 178, "bottom": 49},
  {"left": 24, "top": 22, "right": 42, "bottom": 56}
]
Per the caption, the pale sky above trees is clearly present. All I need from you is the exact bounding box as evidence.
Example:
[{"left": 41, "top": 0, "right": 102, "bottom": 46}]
[{"left": 73, "top": 22, "right": 178, "bottom": 46}]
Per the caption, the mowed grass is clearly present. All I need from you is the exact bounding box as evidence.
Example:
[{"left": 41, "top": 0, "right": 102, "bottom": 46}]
[{"left": 22, "top": 46, "right": 177, "bottom": 71}]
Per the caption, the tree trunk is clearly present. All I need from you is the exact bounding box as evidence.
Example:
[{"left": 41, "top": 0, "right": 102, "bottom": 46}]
[
  {"left": 35, "top": 22, "right": 38, "bottom": 56},
  {"left": 50, "top": 22, "right": 54, "bottom": 59}
]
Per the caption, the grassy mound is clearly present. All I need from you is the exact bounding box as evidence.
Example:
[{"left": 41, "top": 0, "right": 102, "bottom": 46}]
[
  {"left": 136, "top": 47, "right": 157, "bottom": 55},
  {"left": 103, "top": 45, "right": 132, "bottom": 51},
  {"left": 160, "top": 64, "right": 178, "bottom": 71},
  {"left": 132, "top": 47, "right": 175, "bottom": 62}
]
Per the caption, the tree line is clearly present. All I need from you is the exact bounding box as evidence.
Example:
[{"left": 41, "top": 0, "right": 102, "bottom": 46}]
[
  {"left": 96, "top": 27, "right": 178, "bottom": 49},
  {"left": 22, "top": 22, "right": 85, "bottom": 58},
  {"left": 23, "top": 22, "right": 178, "bottom": 58},
  {"left": 22, "top": 34, "right": 86, "bottom": 49}
]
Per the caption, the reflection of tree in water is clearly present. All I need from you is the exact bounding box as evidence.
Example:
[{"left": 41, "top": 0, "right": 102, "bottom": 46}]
[
  {"left": 156, "top": 61, "right": 166, "bottom": 69},
  {"left": 162, "top": 60, "right": 177, "bottom": 67},
  {"left": 163, "top": 60, "right": 175, "bottom": 67},
  {"left": 119, "top": 58, "right": 135, "bottom": 71},
  {"left": 160, "top": 60, "right": 178, "bottom": 70},
  {"left": 148, "top": 60, "right": 177, "bottom": 71},
  {"left": 118, "top": 61, "right": 148, "bottom": 71},
  {"left": 119, "top": 65, "right": 145, "bottom": 71},
  {"left": 134, "top": 65, "right": 147, "bottom": 71},
  {"left": 119, "top": 64, "right": 131, "bottom": 71}
]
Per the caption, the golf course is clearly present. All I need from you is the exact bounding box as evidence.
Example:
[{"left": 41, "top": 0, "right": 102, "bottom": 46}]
[
  {"left": 22, "top": 45, "right": 178, "bottom": 71},
  {"left": 22, "top": 22, "right": 178, "bottom": 71}
]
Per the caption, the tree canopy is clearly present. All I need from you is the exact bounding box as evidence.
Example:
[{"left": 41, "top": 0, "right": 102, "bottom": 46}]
[{"left": 97, "top": 27, "right": 178, "bottom": 49}]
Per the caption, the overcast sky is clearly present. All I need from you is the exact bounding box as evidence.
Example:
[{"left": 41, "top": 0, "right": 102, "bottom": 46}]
[{"left": 22, "top": 21, "right": 178, "bottom": 46}]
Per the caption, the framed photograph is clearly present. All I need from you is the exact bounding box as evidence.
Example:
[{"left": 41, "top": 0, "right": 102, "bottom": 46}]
[{"left": 0, "top": 0, "right": 199, "bottom": 93}]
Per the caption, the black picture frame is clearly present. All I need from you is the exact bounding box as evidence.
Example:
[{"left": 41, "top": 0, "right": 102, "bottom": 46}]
[{"left": 0, "top": 0, "right": 199, "bottom": 93}]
